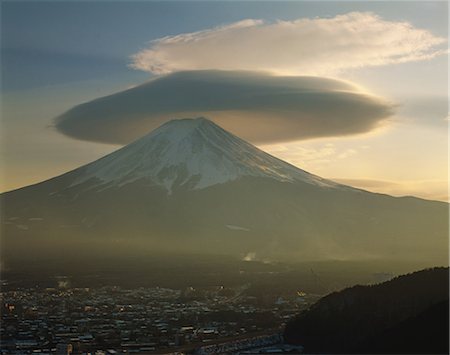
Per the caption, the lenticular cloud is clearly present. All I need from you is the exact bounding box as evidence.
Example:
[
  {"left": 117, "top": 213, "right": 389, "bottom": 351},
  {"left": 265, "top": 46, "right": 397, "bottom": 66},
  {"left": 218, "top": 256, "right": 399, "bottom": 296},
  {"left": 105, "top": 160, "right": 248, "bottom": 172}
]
[{"left": 55, "top": 70, "right": 394, "bottom": 145}]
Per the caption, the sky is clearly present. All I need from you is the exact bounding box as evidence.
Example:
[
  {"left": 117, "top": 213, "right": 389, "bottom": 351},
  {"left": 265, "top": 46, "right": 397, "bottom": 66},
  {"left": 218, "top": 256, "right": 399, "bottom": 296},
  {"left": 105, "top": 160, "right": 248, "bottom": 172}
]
[{"left": 1, "top": 1, "right": 448, "bottom": 201}]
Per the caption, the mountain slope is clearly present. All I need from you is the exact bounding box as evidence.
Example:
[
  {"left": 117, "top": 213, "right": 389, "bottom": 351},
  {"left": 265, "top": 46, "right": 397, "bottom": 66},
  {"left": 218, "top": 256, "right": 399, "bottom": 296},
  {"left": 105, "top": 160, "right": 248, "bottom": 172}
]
[
  {"left": 1, "top": 118, "right": 448, "bottom": 268},
  {"left": 72, "top": 117, "right": 341, "bottom": 192},
  {"left": 284, "top": 267, "right": 449, "bottom": 354},
  {"left": 356, "top": 300, "right": 449, "bottom": 354}
]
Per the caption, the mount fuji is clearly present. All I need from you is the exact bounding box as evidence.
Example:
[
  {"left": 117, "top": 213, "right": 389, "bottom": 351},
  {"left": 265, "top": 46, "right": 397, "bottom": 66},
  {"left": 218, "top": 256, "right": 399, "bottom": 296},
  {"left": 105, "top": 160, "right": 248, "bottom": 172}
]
[
  {"left": 1, "top": 118, "right": 448, "bottom": 267},
  {"left": 73, "top": 117, "right": 341, "bottom": 192}
]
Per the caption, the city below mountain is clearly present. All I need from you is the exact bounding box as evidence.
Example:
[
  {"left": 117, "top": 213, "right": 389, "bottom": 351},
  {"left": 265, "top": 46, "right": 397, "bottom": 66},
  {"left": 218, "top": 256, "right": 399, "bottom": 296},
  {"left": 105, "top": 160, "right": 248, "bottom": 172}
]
[{"left": 1, "top": 118, "right": 448, "bottom": 270}]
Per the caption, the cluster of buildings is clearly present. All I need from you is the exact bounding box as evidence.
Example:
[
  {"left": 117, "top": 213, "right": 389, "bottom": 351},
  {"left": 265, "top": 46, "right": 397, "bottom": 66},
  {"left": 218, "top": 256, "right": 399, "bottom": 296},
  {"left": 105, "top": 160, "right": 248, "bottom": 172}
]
[{"left": 1, "top": 284, "right": 316, "bottom": 354}]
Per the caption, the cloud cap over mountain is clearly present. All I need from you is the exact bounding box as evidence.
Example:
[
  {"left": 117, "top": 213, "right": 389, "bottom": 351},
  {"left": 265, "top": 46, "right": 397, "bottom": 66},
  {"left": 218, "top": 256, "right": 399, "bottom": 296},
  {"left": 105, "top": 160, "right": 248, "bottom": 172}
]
[{"left": 55, "top": 70, "right": 394, "bottom": 145}]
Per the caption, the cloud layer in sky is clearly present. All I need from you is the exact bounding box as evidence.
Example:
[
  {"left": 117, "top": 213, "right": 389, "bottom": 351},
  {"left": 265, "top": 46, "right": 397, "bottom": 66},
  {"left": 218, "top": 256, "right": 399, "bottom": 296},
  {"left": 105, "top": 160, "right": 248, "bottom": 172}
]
[
  {"left": 130, "top": 12, "right": 446, "bottom": 76},
  {"left": 55, "top": 70, "right": 393, "bottom": 145},
  {"left": 333, "top": 178, "right": 448, "bottom": 202}
]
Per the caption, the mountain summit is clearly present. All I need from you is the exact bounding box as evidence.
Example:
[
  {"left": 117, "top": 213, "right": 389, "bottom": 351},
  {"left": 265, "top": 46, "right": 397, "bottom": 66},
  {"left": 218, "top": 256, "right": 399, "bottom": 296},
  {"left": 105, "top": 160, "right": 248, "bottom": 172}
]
[
  {"left": 75, "top": 117, "right": 339, "bottom": 192},
  {"left": 1, "top": 118, "right": 448, "bottom": 266}
]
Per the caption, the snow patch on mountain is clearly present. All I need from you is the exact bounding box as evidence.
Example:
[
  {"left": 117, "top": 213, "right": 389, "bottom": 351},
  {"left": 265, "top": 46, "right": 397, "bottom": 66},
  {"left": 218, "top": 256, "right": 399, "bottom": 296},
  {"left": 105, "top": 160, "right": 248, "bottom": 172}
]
[
  {"left": 73, "top": 118, "right": 341, "bottom": 192},
  {"left": 226, "top": 224, "right": 250, "bottom": 232}
]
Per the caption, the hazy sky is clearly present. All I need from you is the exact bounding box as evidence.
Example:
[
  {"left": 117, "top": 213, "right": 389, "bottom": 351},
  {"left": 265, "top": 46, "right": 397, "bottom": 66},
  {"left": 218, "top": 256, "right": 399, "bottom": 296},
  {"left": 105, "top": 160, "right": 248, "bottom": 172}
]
[{"left": 1, "top": 1, "right": 448, "bottom": 201}]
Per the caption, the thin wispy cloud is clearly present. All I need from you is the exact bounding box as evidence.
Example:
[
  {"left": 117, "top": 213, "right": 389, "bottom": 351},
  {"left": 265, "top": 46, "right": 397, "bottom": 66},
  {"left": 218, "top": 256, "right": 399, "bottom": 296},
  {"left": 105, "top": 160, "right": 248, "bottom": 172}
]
[
  {"left": 332, "top": 178, "right": 448, "bottom": 202},
  {"left": 262, "top": 143, "right": 359, "bottom": 168},
  {"left": 131, "top": 12, "right": 446, "bottom": 76}
]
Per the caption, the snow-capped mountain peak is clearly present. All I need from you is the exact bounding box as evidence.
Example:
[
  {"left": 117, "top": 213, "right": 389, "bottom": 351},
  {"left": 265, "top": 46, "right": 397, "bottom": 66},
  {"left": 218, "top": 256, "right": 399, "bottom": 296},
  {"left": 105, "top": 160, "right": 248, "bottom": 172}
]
[{"left": 74, "top": 117, "right": 339, "bottom": 192}]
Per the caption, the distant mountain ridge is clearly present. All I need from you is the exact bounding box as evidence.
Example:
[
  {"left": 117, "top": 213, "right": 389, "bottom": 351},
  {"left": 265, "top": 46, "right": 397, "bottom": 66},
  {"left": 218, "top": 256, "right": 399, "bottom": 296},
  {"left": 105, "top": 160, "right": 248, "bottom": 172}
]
[{"left": 1, "top": 118, "right": 448, "bottom": 267}]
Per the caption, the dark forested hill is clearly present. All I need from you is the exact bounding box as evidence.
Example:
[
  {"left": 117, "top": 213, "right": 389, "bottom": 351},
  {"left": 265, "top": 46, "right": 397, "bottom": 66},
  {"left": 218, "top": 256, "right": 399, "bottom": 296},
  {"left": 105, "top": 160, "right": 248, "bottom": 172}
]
[{"left": 284, "top": 267, "right": 449, "bottom": 354}]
